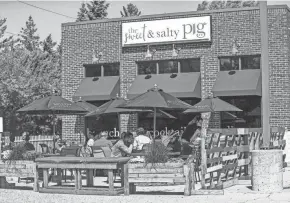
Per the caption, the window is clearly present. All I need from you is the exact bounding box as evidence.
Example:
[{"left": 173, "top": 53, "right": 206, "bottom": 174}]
[
  {"left": 103, "top": 63, "right": 119, "bottom": 76},
  {"left": 241, "top": 56, "right": 260, "bottom": 70},
  {"left": 137, "top": 58, "right": 200, "bottom": 75},
  {"left": 85, "top": 63, "right": 120, "bottom": 77},
  {"left": 85, "top": 65, "right": 101, "bottom": 77},
  {"left": 137, "top": 61, "right": 157, "bottom": 75},
  {"left": 219, "top": 55, "right": 260, "bottom": 71},
  {"left": 159, "top": 60, "right": 178, "bottom": 74},
  {"left": 180, "top": 59, "right": 200, "bottom": 73}
]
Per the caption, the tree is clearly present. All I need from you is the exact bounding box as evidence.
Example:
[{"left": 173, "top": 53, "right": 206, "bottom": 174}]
[
  {"left": 41, "top": 34, "right": 57, "bottom": 54},
  {"left": 0, "top": 18, "right": 14, "bottom": 50},
  {"left": 120, "top": 3, "right": 141, "bottom": 17},
  {"left": 20, "top": 16, "right": 40, "bottom": 51},
  {"left": 197, "top": 0, "right": 259, "bottom": 11},
  {"left": 76, "top": 0, "right": 110, "bottom": 22}
]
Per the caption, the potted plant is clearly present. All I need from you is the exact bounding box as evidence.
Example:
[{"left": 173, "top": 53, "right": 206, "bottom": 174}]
[{"left": 128, "top": 141, "right": 194, "bottom": 195}]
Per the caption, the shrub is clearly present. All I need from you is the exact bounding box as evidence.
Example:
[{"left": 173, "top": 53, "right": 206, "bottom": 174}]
[
  {"left": 2, "top": 144, "right": 42, "bottom": 163},
  {"left": 144, "top": 141, "right": 169, "bottom": 168}
]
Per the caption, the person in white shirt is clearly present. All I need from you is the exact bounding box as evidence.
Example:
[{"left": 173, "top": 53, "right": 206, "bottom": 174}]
[{"left": 133, "top": 127, "right": 151, "bottom": 151}]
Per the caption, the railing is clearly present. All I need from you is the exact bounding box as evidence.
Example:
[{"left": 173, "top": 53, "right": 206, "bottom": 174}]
[
  {"left": 197, "top": 127, "right": 286, "bottom": 192},
  {"left": 0, "top": 133, "right": 54, "bottom": 153}
]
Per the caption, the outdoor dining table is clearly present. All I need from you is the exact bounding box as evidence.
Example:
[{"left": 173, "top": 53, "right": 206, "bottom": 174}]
[{"left": 34, "top": 156, "right": 131, "bottom": 196}]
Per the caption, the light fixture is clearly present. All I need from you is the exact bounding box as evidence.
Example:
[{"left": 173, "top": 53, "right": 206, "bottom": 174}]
[
  {"left": 232, "top": 39, "right": 240, "bottom": 55},
  {"left": 145, "top": 45, "right": 156, "bottom": 59},
  {"left": 172, "top": 44, "right": 181, "bottom": 57},
  {"left": 92, "top": 49, "right": 103, "bottom": 63}
]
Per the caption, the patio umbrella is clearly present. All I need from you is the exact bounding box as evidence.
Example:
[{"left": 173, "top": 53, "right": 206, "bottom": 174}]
[
  {"left": 145, "top": 110, "right": 177, "bottom": 119},
  {"left": 75, "top": 100, "right": 96, "bottom": 112},
  {"left": 183, "top": 97, "right": 242, "bottom": 113},
  {"left": 17, "top": 95, "right": 88, "bottom": 151},
  {"left": 85, "top": 96, "right": 149, "bottom": 134},
  {"left": 117, "top": 84, "right": 194, "bottom": 138}
]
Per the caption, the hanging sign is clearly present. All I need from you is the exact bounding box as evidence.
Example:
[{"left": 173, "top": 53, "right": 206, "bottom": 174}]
[{"left": 122, "top": 16, "right": 211, "bottom": 46}]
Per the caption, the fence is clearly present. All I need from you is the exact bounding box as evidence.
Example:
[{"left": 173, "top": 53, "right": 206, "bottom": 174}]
[
  {"left": 0, "top": 133, "right": 54, "bottom": 153},
  {"left": 195, "top": 127, "right": 286, "bottom": 194}
]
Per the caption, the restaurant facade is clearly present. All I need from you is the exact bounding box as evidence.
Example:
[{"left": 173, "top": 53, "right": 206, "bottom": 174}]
[{"left": 61, "top": 5, "right": 290, "bottom": 141}]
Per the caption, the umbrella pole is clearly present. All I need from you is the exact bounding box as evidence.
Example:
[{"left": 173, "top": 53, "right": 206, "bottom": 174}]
[
  {"left": 52, "top": 113, "right": 56, "bottom": 154},
  {"left": 117, "top": 113, "right": 121, "bottom": 138},
  {"left": 153, "top": 107, "right": 156, "bottom": 140}
]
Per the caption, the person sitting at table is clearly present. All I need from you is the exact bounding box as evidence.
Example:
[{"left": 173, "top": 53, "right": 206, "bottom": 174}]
[
  {"left": 77, "top": 137, "right": 94, "bottom": 157},
  {"left": 111, "top": 132, "right": 134, "bottom": 157},
  {"left": 133, "top": 127, "right": 151, "bottom": 152},
  {"left": 18, "top": 132, "right": 35, "bottom": 151},
  {"left": 93, "top": 131, "right": 113, "bottom": 148}
]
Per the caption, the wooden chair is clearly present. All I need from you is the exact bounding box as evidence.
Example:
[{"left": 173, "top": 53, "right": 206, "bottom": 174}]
[{"left": 60, "top": 146, "right": 80, "bottom": 182}]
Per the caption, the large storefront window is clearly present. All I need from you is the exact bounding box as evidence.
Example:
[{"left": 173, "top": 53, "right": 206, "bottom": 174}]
[
  {"left": 86, "top": 101, "right": 119, "bottom": 139},
  {"left": 219, "top": 55, "right": 261, "bottom": 71},
  {"left": 219, "top": 96, "right": 261, "bottom": 128},
  {"left": 138, "top": 98, "right": 201, "bottom": 138},
  {"left": 137, "top": 58, "right": 200, "bottom": 75},
  {"left": 85, "top": 63, "right": 120, "bottom": 77}
]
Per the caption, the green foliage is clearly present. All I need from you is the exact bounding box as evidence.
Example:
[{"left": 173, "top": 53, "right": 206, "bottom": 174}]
[
  {"left": 76, "top": 0, "right": 110, "bottom": 22},
  {"left": 120, "top": 3, "right": 141, "bottom": 17},
  {"left": 197, "top": 0, "right": 259, "bottom": 11},
  {"left": 3, "top": 144, "right": 42, "bottom": 163},
  {"left": 0, "top": 16, "right": 62, "bottom": 136},
  {"left": 144, "top": 141, "right": 169, "bottom": 167},
  {"left": 20, "top": 16, "right": 40, "bottom": 51}
]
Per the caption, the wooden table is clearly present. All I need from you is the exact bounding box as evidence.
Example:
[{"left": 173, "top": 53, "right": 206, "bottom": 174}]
[
  {"left": 34, "top": 157, "right": 131, "bottom": 196},
  {"left": 131, "top": 152, "right": 181, "bottom": 156}
]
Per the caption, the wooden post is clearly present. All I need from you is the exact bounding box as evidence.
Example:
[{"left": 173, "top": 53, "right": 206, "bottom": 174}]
[
  {"left": 77, "top": 169, "right": 82, "bottom": 190},
  {"left": 33, "top": 164, "right": 39, "bottom": 192},
  {"left": 43, "top": 169, "right": 49, "bottom": 188},
  {"left": 122, "top": 163, "right": 129, "bottom": 195},
  {"left": 86, "top": 169, "right": 94, "bottom": 187},
  {"left": 56, "top": 168, "right": 62, "bottom": 186},
  {"left": 200, "top": 112, "right": 210, "bottom": 189},
  {"left": 260, "top": 0, "right": 270, "bottom": 148},
  {"left": 108, "top": 169, "right": 114, "bottom": 192},
  {"left": 184, "top": 164, "right": 191, "bottom": 196}
]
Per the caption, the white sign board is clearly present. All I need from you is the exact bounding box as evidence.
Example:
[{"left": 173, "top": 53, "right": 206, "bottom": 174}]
[
  {"left": 122, "top": 16, "right": 211, "bottom": 46},
  {"left": 0, "top": 117, "right": 3, "bottom": 133}
]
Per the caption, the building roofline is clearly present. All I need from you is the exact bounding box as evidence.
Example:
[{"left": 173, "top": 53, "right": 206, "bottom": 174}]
[{"left": 62, "top": 4, "right": 290, "bottom": 27}]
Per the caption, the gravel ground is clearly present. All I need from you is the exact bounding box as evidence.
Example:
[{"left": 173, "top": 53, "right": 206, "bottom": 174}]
[{"left": 1, "top": 168, "right": 290, "bottom": 203}]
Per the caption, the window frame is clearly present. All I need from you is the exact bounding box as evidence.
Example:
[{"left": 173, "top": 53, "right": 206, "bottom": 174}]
[
  {"left": 218, "top": 55, "right": 261, "bottom": 71},
  {"left": 84, "top": 63, "right": 120, "bottom": 77},
  {"left": 136, "top": 58, "right": 201, "bottom": 75}
]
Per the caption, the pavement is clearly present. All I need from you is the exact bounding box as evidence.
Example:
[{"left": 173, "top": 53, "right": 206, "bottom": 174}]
[{"left": 1, "top": 167, "right": 290, "bottom": 203}]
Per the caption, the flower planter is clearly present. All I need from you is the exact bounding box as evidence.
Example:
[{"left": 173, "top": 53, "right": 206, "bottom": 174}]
[
  {"left": 128, "top": 162, "right": 194, "bottom": 196},
  {"left": 0, "top": 160, "right": 36, "bottom": 188}
]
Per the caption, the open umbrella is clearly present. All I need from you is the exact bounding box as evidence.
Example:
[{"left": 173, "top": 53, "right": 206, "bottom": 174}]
[
  {"left": 183, "top": 97, "right": 242, "bottom": 113},
  {"left": 75, "top": 100, "right": 96, "bottom": 112},
  {"left": 117, "top": 84, "right": 194, "bottom": 138},
  {"left": 146, "top": 110, "right": 177, "bottom": 119},
  {"left": 17, "top": 95, "right": 88, "bottom": 151},
  {"left": 85, "top": 96, "right": 149, "bottom": 134}
]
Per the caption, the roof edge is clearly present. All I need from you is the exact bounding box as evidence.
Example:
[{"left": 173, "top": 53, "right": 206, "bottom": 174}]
[{"left": 62, "top": 5, "right": 290, "bottom": 27}]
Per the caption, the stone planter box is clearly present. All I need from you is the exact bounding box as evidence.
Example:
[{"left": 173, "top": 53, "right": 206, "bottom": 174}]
[
  {"left": 128, "top": 162, "right": 194, "bottom": 196},
  {"left": 0, "top": 160, "right": 36, "bottom": 188}
]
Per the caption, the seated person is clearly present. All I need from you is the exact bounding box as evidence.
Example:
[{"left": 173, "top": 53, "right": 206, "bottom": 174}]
[
  {"left": 133, "top": 127, "right": 151, "bottom": 152},
  {"left": 162, "top": 131, "right": 192, "bottom": 155},
  {"left": 111, "top": 132, "right": 134, "bottom": 157},
  {"left": 18, "top": 132, "right": 35, "bottom": 151},
  {"left": 181, "top": 115, "right": 203, "bottom": 144},
  {"left": 93, "top": 131, "right": 113, "bottom": 148},
  {"left": 78, "top": 138, "right": 94, "bottom": 157}
]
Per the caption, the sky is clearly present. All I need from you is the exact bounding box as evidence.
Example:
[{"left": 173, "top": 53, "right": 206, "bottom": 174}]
[{"left": 0, "top": 0, "right": 290, "bottom": 44}]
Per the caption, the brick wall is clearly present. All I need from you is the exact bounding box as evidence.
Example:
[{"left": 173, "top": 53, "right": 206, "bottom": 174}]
[{"left": 61, "top": 6, "right": 290, "bottom": 141}]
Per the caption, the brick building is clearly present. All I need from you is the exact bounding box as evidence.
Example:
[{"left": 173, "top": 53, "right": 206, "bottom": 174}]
[{"left": 61, "top": 5, "right": 290, "bottom": 141}]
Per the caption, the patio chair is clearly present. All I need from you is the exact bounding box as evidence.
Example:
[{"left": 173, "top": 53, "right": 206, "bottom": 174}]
[
  {"left": 60, "top": 146, "right": 80, "bottom": 182},
  {"left": 39, "top": 143, "right": 51, "bottom": 154}
]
